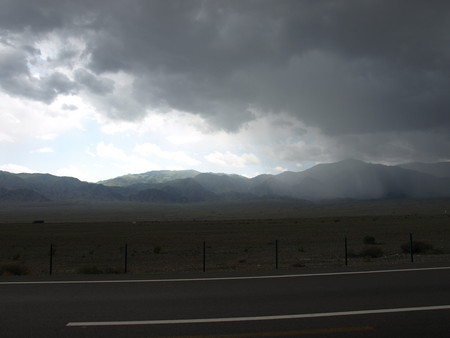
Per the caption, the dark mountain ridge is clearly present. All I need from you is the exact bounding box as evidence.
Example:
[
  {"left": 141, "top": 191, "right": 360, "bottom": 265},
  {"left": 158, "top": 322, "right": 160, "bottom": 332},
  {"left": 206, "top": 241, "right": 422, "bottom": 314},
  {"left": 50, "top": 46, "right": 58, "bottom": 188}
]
[
  {"left": 129, "top": 178, "right": 218, "bottom": 203},
  {"left": 273, "top": 159, "right": 450, "bottom": 200},
  {"left": 0, "top": 171, "right": 122, "bottom": 202},
  {"left": 0, "top": 188, "right": 49, "bottom": 202},
  {"left": 1, "top": 160, "right": 450, "bottom": 203}
]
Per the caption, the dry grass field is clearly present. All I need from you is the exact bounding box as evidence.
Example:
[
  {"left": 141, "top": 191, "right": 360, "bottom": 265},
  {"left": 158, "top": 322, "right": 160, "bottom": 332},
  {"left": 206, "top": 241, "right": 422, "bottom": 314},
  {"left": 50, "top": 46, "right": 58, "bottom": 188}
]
[{"left": 1, "top": 199, "right": 450, "bottom": 276}]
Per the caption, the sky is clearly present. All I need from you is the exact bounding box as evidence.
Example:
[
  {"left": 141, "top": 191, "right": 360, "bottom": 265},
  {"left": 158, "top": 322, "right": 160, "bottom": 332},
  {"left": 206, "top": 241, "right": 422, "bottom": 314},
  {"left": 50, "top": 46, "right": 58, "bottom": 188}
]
[{"left": 0, "top": 0, "right": 449, "bottom": 182}]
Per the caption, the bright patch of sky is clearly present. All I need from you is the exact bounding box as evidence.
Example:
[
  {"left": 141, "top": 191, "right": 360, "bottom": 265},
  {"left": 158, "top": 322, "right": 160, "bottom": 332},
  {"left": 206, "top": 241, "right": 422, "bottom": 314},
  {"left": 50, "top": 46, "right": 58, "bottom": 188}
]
[{"left": 0, "top": 88, "right": 313, "bottom": 181}]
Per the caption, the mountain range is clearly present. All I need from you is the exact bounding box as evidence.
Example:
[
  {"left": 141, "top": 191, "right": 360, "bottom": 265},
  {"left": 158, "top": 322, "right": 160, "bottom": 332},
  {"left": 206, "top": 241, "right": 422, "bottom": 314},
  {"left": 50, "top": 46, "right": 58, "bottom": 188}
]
[{"left": 1, "top": 159, "right": 450, "bottom": 203}]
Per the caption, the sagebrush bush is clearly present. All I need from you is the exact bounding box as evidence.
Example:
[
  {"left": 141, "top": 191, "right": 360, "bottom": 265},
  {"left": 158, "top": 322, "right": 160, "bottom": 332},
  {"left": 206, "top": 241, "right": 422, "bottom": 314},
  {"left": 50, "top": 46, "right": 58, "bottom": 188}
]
[
  {"left": 359, "top": 246, "right": 383, "bottom": 258},
  {"left": 0, "top": 263, "right": 29, "bottom": 276},
  {"left": 401, "top": 241, "right": 435, "bottom": 254}
]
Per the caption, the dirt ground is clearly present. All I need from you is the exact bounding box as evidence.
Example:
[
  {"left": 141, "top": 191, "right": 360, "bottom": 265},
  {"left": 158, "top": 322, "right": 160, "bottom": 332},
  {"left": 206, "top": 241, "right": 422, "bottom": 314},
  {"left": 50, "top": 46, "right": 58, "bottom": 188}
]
[{"left": 1, "top": 199, "right": 450, "bottom": 276}]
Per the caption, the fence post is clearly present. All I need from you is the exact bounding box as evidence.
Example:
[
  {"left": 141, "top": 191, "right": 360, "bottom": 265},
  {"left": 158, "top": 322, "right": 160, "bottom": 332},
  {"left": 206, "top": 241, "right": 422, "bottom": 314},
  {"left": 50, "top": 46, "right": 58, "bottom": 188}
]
[
  {"left": 124, "top": 243, "right": 128, "bottom": 273},
  {"left": 203, "top": 241, "right": 206, "bottom": 272},
  {"left": 409, "top": 233, "right": 414, "bottom": 263},
  {"left": 344, "top": 237, "right": 348, "bottom": 266},
  {"left": 49, "top": 244, "right": 53, "bottom": 275},
  {"left": 275, "top": 240, "right": 279, "bottom": 270}
]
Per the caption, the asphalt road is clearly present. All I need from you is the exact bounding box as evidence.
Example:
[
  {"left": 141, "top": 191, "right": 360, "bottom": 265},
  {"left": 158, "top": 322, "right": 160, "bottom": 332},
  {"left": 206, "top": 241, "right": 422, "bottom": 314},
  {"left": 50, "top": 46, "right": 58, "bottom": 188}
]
[{"left": 1, "top": 266, "right": 450, "bottom": 337}]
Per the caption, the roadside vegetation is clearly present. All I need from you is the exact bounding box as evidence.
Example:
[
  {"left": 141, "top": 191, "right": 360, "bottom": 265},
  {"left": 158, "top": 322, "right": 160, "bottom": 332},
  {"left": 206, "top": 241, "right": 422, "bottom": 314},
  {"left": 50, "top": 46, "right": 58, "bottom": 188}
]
[
  {"left": 0, "top": 200, "right": 449, "bottom": 275},
  {"left": 0, "top": 262, "right": 29, "bottom": 276}
]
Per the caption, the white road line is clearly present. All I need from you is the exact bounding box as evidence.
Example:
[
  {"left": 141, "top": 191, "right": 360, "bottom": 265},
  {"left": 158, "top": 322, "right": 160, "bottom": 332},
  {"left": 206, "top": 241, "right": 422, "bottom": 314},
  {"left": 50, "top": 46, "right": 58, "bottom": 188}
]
[
  {"left": 1, "top": 266, "right": 450, "bottom": 286},
  {"left": 66, "top": 304, "right": 450, "bottom": 327}
]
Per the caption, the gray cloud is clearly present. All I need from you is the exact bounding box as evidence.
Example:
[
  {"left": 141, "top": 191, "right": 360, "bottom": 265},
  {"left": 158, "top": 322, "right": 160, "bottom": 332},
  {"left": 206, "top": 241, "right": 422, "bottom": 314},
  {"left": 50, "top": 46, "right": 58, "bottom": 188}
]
[
  {"left": 1, "top": 0, "right": 449, "bottom": 162},
  {"left": 61, "top": 103, "right": 78, "bottom": 111},
  {"left": 74, "top": 68, "right": 114, "bottom": 95},
  {"left": 0, "top": 43, "right": 28, "bottom": 78},
  {"left": 0, "top": 0, "right": 64, "bottom": 33},
  {"left": 0, "top": 41, "right": 77, "bottom": 102},
  {"left": 332, "top": 128, "right": 450, "bottom": 164},
  {"left": 14, "top": 71, "right": 77, "bottom": 103},
  {"left": 83, "top": 0, "right": 450, "bottom": 134}
]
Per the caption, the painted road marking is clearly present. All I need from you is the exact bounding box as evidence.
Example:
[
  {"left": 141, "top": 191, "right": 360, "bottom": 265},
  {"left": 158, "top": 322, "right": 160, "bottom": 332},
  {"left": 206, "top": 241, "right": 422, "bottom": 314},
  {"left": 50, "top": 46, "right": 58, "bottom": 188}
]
[
  {"left": 66, "top": 304, "right": 450, "bottom": 327},
  {"left": 2, "top": 266, "right": 450, "bottom": 285},
  {"left": 151, "top": 326, "right": 375, "bottom": 337}
]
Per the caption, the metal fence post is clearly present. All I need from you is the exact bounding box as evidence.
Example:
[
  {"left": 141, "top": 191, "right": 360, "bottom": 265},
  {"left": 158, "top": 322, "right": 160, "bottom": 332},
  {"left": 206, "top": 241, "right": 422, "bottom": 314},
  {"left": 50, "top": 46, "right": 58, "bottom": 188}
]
[
  {"left": 124, "top": 243, "right": 128, "bottom": 273},
  {"left": 345, "top": 237, "right": 348, "bottom": 266},
  {"left": 275, "top": 240, "right": 279, "bottom": 270},
  {"left": 203, "top": 241, "right": 206, "bottom": 272},
  {"left": 49, "top": 244, "right": 53, "bottom": 275}
]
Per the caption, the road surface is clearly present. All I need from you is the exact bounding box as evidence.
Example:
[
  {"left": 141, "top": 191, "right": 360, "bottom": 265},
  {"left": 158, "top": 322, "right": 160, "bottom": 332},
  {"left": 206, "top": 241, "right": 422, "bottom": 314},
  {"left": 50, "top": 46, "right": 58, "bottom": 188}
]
[{"left": 1, "top": 266, "right": 450, "bottom": 337}]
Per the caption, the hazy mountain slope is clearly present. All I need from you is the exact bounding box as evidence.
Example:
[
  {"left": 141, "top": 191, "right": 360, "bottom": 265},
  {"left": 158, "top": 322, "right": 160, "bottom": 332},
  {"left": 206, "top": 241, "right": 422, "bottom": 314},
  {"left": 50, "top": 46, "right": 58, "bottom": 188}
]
[
  {"left": 16, "top": 173, "right": 123, "bottom": 201},
  {"left": 0, "top": 171, "right": 29, "bottom": 189},
  {"left": 274, "top": 159, "right": 450, "bottom": 200},
  {"left": 98, "top": 170, "right": 200, "bottom": 187},
  {"left": 129, "top": 188, "right": 176, "bottom": 203},
  {"left": 1, "top": 160, "right": 450, "bottom": 203},
  {"left": 130, "top": 178, "right": 218, "bottom": 203},
  {"left": 0, "top": 188, "right": 49, "bottom": 202},
  {"left": 249, "top": 174, "right": 274, "bottom": 188},
  {"left": 161, "top": 178, "right": 218, "bottom": 202},
  {"left": 398, "top": 162, "right": 450, "bottom": 178},
  {"left": 273, "top": 159, "right": 376, "bottom": 199},
  {"left": 193, "top": 173, "right": 251, "bottom": 193},
  {"left": 249, "top": 175, "right": 293, "bottom": 197},
  {"left": 299, "top": 160, "right": 394, "bottom": 199},
  {"left": 0, "top": 172, "right": 123, "bottom": 201}
]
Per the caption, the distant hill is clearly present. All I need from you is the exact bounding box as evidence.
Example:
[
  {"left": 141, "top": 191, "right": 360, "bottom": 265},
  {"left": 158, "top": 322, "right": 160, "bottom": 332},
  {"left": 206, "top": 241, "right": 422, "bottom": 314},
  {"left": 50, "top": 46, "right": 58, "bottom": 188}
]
[
  {"left": 98, "top": 170, "right": 200, "bottom": 187},
  {"left": 193, "top": 173, "right": 251, "bottom": 193},
  {"left": 248, "top": 159, "right": 450, "bottom": 200},
  {"left": 0, "top": 188, "right": 49, "bottom": 202},
  {"left": 0, "top": 171, "right": 122, "bottom": 202},
  {"left": 1, "top": 160, "right": 450, "bottom": 203},
  {"left": 398, "top": 162, "right": 450, "bottom": 178},
  {"left": 129, "top": 178, "right": 218, "bottom": 203},
  {"left": 17, "top": 173, "right": 123, "bottom": 201},
  {"left": 0, "top": 171, "right": 29, "bottom": 189}
]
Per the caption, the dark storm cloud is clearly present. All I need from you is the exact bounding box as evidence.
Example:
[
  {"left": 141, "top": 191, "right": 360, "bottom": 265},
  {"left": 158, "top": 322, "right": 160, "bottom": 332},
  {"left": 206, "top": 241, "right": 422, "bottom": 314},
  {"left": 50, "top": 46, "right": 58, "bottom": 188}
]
[
  {"left": 332, "top": 128, "right": 450, "bottom": 164},
  {"left": 3, "top": 70, "right": 77, "bottom": 103},
  {"left": 0, "top": 0, "right": 65, "bottom": 33},
  {"left": 74, "top": 68, "right": 114, "bottom": 95},
  {"left": 84, "top": 0, "right": 450, "bottom": 134},
  {"left": 1, "top": 0, "right": 449, "bottom": 161}
]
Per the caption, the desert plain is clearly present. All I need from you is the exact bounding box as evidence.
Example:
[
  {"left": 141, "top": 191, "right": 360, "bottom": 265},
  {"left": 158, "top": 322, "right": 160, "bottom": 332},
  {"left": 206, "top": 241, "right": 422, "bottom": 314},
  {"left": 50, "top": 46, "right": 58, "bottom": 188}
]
[{"left": 1, "top": 199, "right": 450, "bottom": 276}]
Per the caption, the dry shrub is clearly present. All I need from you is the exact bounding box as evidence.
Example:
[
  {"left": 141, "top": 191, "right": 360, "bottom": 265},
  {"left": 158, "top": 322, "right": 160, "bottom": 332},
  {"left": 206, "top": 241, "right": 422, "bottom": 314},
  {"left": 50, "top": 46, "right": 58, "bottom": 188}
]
[
  {"left": 0, "top": 262, "right": 29, "bottom": 276},
  {"left": 401, "top": 241, "right": 442, "bottom": 254},
  {"left": 359, "top": 246, "right": 383, "bottom": 258}
]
